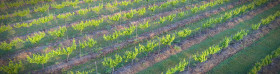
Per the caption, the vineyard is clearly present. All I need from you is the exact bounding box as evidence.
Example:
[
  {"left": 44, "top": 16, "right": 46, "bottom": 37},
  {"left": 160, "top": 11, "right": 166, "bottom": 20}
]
[{"left": 0, "top": 0, "right": 280, "bottom": 74}]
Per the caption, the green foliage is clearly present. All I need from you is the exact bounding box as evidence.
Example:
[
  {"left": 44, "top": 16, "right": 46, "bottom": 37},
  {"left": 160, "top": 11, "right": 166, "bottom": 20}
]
[
  {"left": 106, "top": 3, "right": 116, "bottom": 10},
  {"left": 69, "top": 71, "right": 89, "bottom": 74},
  {"left": 48, "top": 26, "right": 67, "bottom": 38},
  {"left": 63, "top": 0, "right": 80, "bottom": 7},
  {"left": 203, "top": 18, "right": 218, "bottom": 28},
  {"left": 124, "top": 48, "right": 139, "bottom": 62},
  {"left": 73, "top": 21, "right": 86, "bottom": 32},
  {"left": 91, "top": 4, "right": 103, "bottom": 13},
  {"left": 103, "top": 31, "right": 120, "bottom": 41},
  {"left": 261, "top": 15, "right": 276, "bottom": 25},
  {"left": 167, "top": 14, "right": 176, "bottom": 21},
  {"left": 223, "top": 12, "right": 233, "bottom": 20},
  {"left": 27, "top": 32, "right": 46, "bottom": 44},
  {"left": 72, "top": 19, "right": 103, "bottom": 32},
  {"left": 160, "top": 2, "right": 169, "bottom": 8},
  {"left": 165, "top": 59, "right": 188, "bottom": 74},
  {"left": 0, "top": 41, "right": 13, "bottom": 50},
  {"left": 139, "top": 40, "right": 158, "bottom": 53},
  {"left": 77, "top": 8, "right": 90, "bottom": 15},
  {"left": 31, "top": 39, "right": 76, "bottom": 63},
  {"left": 137, "top": 8, "right": 146, "bottom": 16},
  {"left": 121, "top": 25, "right": 136, "bottom": 35},
  {"left": 160, "top": 34, "right": 175, "bottom": 45},
  {"left": 233, "top": 8, "right": 241, "bottom": 15},
  {"left": 57, "top": 12, "right": 75, "bottom": 19},
  {"left": 139, "top": 21, "right": 150, "bottom": 30},
  {"left": 0, "top": 38, "right": 24, "bottom": 50},
  {"left": 177, "top": 28, "right": 192, "bottom": 37},
  {"left": 34, "top": 4, "right": 49, "bottom": 12},
  {"left": 220, "top": 37, "right": 232, "bottom": 48},
  {"left": 0, "top": 14, "right": 10, "bottom": 20},
  {"left": 25, "top": 0, "right": 40, "bottom": 5},
  {"left": 120, "top": 1, "right": 130, "bottom": 6},
  {"left": 191, "top": 6, "right": 199, "bottom": 13},
  {"left": 170, "top": 0, "right": 179, "bottom": 6},
  {"left": 0, "top": 2, "right": 5, "bottom": 9},
  {"left": 248, "top": 55, "right": 272, "bottom": 74},
  {"left": 148, "top": 5, "right": 158, "bottom": 12},
  {"left": 252, "top": 23, "right": 261, "bottom": 30},
  {"left": 83, "top": 0, "right": 94, "bottom": 3},
  {"left": 109, "top": 13, "right": 121, "bottom": 21},
  {"left": 193, "top": 45, "right": 221, "bottom": 62},
  {"left": 0, "top": 60, "right": 23, "bottom": 74},
  {"left": 174, "top": 45, "right": 181, "bottom": 50},
  {"left": 102, "top": 54, "right": 123, "bottom": 68},
  {"left": 51, "top": 2, "right": 66, "bottom": 9},
  {"left": 27, "top": 53, "right": 50, "bottom": 66},
  {"left": 104, "top": 25, "right": 136, "bottom": 41},
  {"left": 181, "top": 0, "right": 187, "bottom": 3},
  {"left": 273, "top": 47, "right": 280, "bottom": 58},
  {"left": 252, "top": 11, "right": 280, "bottom": 30},
  {"left": 79, "top": 38, "right": 97, "bottom": 48},
  {"left": 124, "top": 9, "right": 136, "bottom": 19},
  {"left": 6, "top": 0, "right": 24, "bottom": 8},
  {"left": 13, "top": 8, "right": 30, "bottom": 17},
  {"left": 14, "top": 23, "right": 32, "bottom": 28},
  {"left": 249, "top": 47, "right": 280, "bottom": 74},
  {"left": 69, "top": 69, "right": 95, "bottom": 74},
  {"left": 178, "top": 12, "right": 185, "bottom": 17},
  {"left": 32, "top": 14, "right": 54, "bottom": 25},
  {"left": 0, "top": 25, "right": 13, "bottom": 33},
  {"left": 254, "top": 0, "right": 268, "bottom": 6},
  {"left": 233, "top": 30, "right": 248, "bottom": 41},
  {"left": 134, "top": 0, "right": 143, "bottom": 3},
  {"left": 191, "top": 0, "right": 229, "bottom": 13},
  {"left": 159, "top": 16, "right": 166, "bottom": 24}
]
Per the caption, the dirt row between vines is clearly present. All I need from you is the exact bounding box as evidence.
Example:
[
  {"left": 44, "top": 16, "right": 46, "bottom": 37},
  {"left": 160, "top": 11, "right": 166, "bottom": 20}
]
[
  {"left": 30, "top": 0, "right": 246, "bottom": 73},
  {"left": 0, "top": 0, "right": 214, "bottom": 65},
  {"left": 259, "top": 55, "right": 280, "bottom": 74},
  {"left": 113, "top": 0, "right": 277, "bottom": 74},
  {"left": 184, "top": 2, "right": 280, "bottom": 74}
]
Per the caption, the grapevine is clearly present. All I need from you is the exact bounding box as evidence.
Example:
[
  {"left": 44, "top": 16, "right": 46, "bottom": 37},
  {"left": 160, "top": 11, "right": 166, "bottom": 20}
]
[
  {"left": 51, "top": 2, "right": 66, "bottom": 9},
  {"left": 139, "top": 21, "right": 150, "bottom": 30},
  {"left": 109, "top": 13, "right": 121, "bottom": 21},
  {"left": 0, "top": 60, "right": 23, "bottom": 74},
  {"left": 34, "top": 4, "right": 49, "bottom": 13},
  {"left": 165, "top": 59, "right": 188, "bottom": 74},
  {"left": 0, "top": 25, "right": 13, "bottom": 33},
  {"left": 91, "top": 4, "right": 103, "bottom": 13},
  {"left": 27, "top": 53, "right": 50, "bottom": 69},
  {"left": 27, "top": 32, "right": 46, "bottom": 44},
  {"left": 120, "top": 1, "right": 130, "bottom": 6},
  {"left": 102, "top": 54, "right": 122, "bottom": 71},
  {"left": 233, "top": 30, "right": 248, "bottom": 41},
  {"left": 0, "top": 38, "right": 24, "bottom": 50},
  {"left": 48, "top": 26, "right": 67, "bottom": 38},
  {"left": 177, "top": 28, "right": 192, "bottom": 37},
  {"left": 159, "top": 34, "right": 175, "bottom": 46},
  {"left": 137, "top": 8, "right": 146, "bottom": 16},
  {"left": 148, "top": 5, "right": 158, "bottom": 12}
]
